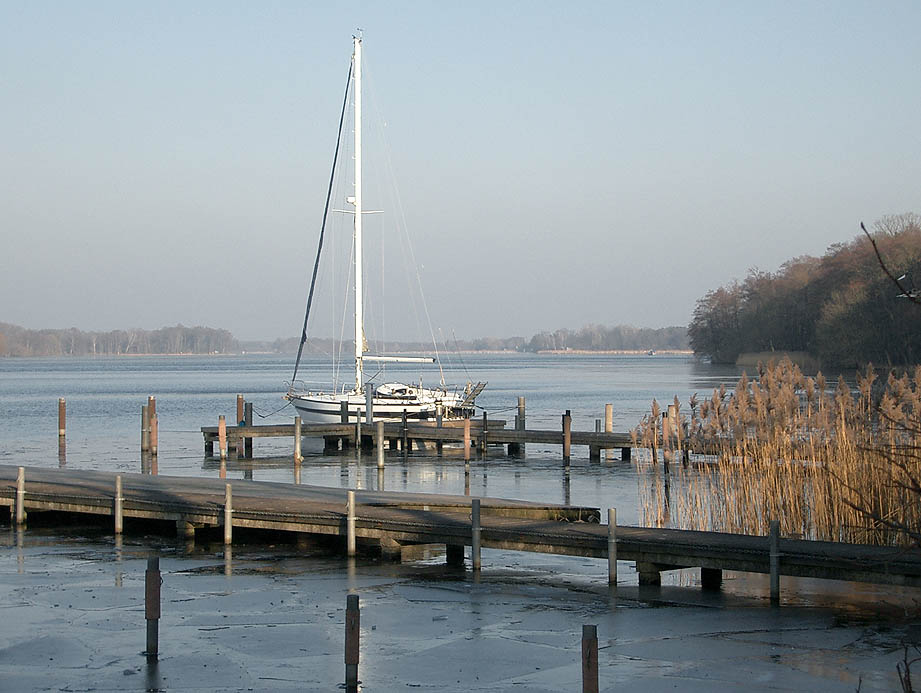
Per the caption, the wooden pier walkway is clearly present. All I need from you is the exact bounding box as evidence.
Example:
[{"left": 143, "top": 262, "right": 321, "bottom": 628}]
[
  {"left": 3, "top": 465, "right": 920, "bottom": 593},
  {"left": 201, "top": 420, "right": 635, "bottom": 461}
]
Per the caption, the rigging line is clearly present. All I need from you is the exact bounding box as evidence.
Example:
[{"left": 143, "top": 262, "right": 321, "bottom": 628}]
[
  {"left": 451, "top": 329, "right": 473, "bottom": 382},
  {"left": 289, "top": 59, "right": 354, "bottom": 392},
  {"left": 252, "top": 400, "right": 295, "bottom": 418}
]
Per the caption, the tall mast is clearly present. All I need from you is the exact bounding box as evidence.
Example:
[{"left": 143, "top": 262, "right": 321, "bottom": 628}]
[{"left": 352, "top": 35, "right": 363, "bottom": 392}]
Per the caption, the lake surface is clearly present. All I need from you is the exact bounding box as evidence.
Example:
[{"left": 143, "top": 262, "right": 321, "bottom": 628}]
[{"left": 0, "top": 353, "right": 916, "bottom": 691}]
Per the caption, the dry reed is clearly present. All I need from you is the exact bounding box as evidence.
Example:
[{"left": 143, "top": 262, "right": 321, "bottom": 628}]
[{"left": 633, "top": 358, "right": 921, "bottom": 546}]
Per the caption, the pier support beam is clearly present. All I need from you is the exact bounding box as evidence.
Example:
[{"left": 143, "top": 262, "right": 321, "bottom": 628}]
[
  {"left": 15, "top": 466, "right": 26, "bottom": 526},
  {"left": 114, "top": 475, "right": 123, "bottom": 535},
  {"left": 636, "top": 561, "right": 661, "bottom": 586}
]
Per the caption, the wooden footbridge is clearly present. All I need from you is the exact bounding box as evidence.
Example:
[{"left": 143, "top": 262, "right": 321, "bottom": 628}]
[{"left": 3, "top": 465, "right": 921, "bottom": 596}]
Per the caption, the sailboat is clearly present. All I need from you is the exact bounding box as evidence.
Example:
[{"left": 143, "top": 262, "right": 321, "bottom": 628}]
[{"left": 286, "top": 35, "right": 485, "bottom": 424}]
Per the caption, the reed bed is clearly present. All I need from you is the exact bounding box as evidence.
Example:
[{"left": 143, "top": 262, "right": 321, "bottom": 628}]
[{"left": 633, "top": 358, "right": 921, "bottom": 546}]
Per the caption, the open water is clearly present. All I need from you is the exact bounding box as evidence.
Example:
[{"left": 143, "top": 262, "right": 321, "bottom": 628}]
[{"left": 0, "top": 353, "right": 917, "bottom": 691}]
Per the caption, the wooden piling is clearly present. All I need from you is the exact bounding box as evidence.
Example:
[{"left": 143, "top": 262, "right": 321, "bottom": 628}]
[
  {"left": 377, "top": 421, "right": 384, "bottom": 468},
  {"left": 149, "top": 411, "right": 158, "bottom": 457},
  {"left": 16, "top": 466, "right": 25, "bottom": 526},
  {"left": 347, "top": 490, "right": 356, "bottom": 557},
  {"left": 472, "top": 497, "right": 481, "bottom": 571},
  {"left": 218, "top": 415, "right": 228, "bottom": 460},
  {"left": 582, "top": 624, "right": 599, "bottom": 693},
  {"left": 770, "top": 520, "right": 780, "bottom": 605},
  {"left": 401, "top": 410, "right": 408, "bottom": 452},
  {"left": 463, "top": 418, "right": 471, "bottom": 462},
  {"left": 141, "top": 405, "right": 150, "bottom": 452},
  {"left": 236, "top": 395, "right": 245, "bottom": 456},
  {"left": 517, "top": 396, "right": 526, "bottom": 431},
  {"left": 345, "top": 594, "right": 359, "bottom": 692},
  {"left": 58, "top": 398, "right": 66, "bottom": 437},
  {"left": 145, "top": 555, "right": 160, "bottom": 659},
  {"left": 341, "top": 400, "right": 349, "bottom": 424},
  {"left": 243, "top": 402, "right": 253, "bottom": 458},
  {"left": 562, "top": 410, "right": 572, "bottom": 463},
  {"left": 114, "top": 475, "right": 123, "bottom": 535},
  {"left": 365, "top": 388, "right": 373, "bottom": 424},
  {"left": 604, "top": 403, "right": 613, "bottom": 433},
  {"left": 224, "top": 484, "right": 233, "bottom": 545},
  {"left": 608, "top": 508, "right": 617, "bottom": 585},
  {"left": 294, "top": 416, "right": 303, "bottom": 463},
  {"left": 481, "top": 411, "right": 488, "bottom": 453}
]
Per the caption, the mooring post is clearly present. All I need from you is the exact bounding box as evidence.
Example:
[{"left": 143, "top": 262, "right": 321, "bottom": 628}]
[
  {"left": 481, "top": 411, "right": 488, "bottom": 453},
  {"left": 145, "top": 555, "right": 161, "bottom": 659},
  {"left": 114, "top": 475, "right": 123, "bottom": 535},
  {"left": 149, "top": 411, "right": 158, "bottom": 457},
  {"left": 345, "top": 594, "right": 360, "bottom": 692},
  {"left": 16, "top": 466, "right": 25, "bottom": 526},
  {"left": 435, "top": 404, "right": 443, "bottom": 454},
  {"left": 365, "top": 387, "right": 373, "bottom": 424},
  {"left": 608, "top": 508, "right": 617, "bottom": 585},
  {"left": 471, "top": 497, "right": 481, "bottom": 572},
  {"left": 347, "top": 490, "right": 356, "bottom": 557},
  {"left": 294, "top": 415, "right": 303, "bottom": 463},
  {"left": 582, "top": 624, "right": 599, "bottom": 693},
  {"left": 517, "top": 396, "right": 526, "bottom": 431},
  {"left": 218, "top": 415, "right": 227, "bottom": 460},
  {"left": 148, "top": 397, "right": 158, "bottom": 456},
  {"left": 355, "top": 411, "right": 361, "bottom": 449},
  {"left": 562, "top": 410, "right": 572, "bottom": 463},
  {"left": 141, "top": 404, "right": 150, "bottom": 453},
  {"left": 604, "top": 403, "right": 613, "bottom": 433},
  {"left": 376, "top": 421, "right": 384, "bottom": 468},
  {"left": 341, "top": 400, "right": 349, "bottom": 424},
  {"left": 236, "top": 395, "right": 245, "bottom": 456},
  {"left": 224, "top": 484, "right": 233, "bottom": 545},
  {"left": 397, "top": 409, "right": 406, "bottom": 452},
  {"left": 243, "top": 402, "right": 253, "bottom": 458},
  {"left": 770, "top": 520, "right": 780, "bottom": 605},
  {"left": 58, "top": 397, "right": 66, "bottom": 438},
  {"left": 463, "top": 417, "right": 471, "bottom": 461}
]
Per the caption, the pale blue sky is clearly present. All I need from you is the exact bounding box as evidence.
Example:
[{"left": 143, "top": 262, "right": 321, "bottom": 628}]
[{"left": 2, "top": 1, "right": 919, "bottom": 341}]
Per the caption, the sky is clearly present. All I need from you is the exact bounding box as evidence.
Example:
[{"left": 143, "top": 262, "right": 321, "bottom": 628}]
[{"left": 2, "top": 1, "right": 919, "bottom": 342}]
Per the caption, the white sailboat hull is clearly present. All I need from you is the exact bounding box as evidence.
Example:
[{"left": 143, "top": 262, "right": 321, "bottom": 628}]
[{"left": 288, "top": 386, "right": 472, "bottom": 424}]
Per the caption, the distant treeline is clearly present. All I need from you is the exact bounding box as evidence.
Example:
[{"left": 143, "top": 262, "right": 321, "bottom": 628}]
[
  {"left": 0, "top": 323, "right": 237, "bottom": 356},
  {"left": 1, "top": 323, "right": 687, "bottom": 358},
  {"left": 260, "top": 325, "right": 688, "bottom": 355},
  {"left": 689, "top": 213, "right": 921, "bottom": 367}
]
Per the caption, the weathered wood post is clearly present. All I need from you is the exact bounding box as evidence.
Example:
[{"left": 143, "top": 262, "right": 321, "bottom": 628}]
[
  {"left": 236, "top": 395, "right": 245, "bottom": 456},
  {"left": 149, "top": 411, "right": 159, "bottom": 457},
  {"left": 148, "top": 397, "right": 158, "bottom": 456},
  {"left": 218, "top": 415, "right": 227, "bottom": 460},
  {"left": 114, "top": 475, "right": 123, "bottom": 535},
  {"left": 347, "top": 490, "right": 356, "bottom": 557},
  {"left": 471, "top": 497, "right": 481, "bottom": 572},
  {"left": 141, "top": 404, "right": 150, "bottom": 453},
  {"left": 770, "top": 520, "right": 780, "bottom": 605},
  {"left": 145, "top": 555, "right": 161, "bottom": 659},
  {"left": 376, "top": 421, "right": 384, "bottom": 469},
  {"left": 582, "top": 624, "right": 599, "bottom": 693},
  {"left": 562, "top": 410, "right": 572, "bottom": 463},
  {"left": 16, "top": 466, "right": 25, "bottom": 526},
  {"left": 435, "top": 404, "right": 443, "bottom": 454},
  {"left": 481, "top": 411, "right": 488, "bottom": 453},
  {"left": 355, "top": 411, "right": 361, "bottom": 449},
  {"left": 463, "top": 418, "right": 471, "bottom": 462},
  {"left": 224, "top": 484, "right": 233, "bottom": 545},
  {"left": 608, "top": 508, "right": 617, "bottom": 585},
  {"left": 517, "top": 396, "right": 526, "bottom": 431},
  {"left": 604, "top": 403, "right": 613, "bottom": 433},
  {"left": 365, "top": 388, "right": 373, "bottom": 424},
  {"left": 294, "top": 416, "right": 303, "bottom": 463},
  {"left": 58, "top": 398, "right": 66, "bottom": 438},
  {"left": 401, "top": 410, "right": 408, "bottom": 452},
  {"left": 591, "top": 419, "right": 601, "bottom": 461},
  {"left": 244, "top": 402, "right": 253, "bottom": 458},
  {"left": 345, "top": 594, "right": 360, "bottom": 692}
]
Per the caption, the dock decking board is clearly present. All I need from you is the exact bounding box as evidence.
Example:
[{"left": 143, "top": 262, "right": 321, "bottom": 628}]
[{"left": 2, "top": 465, "right": 920, "bottom": 590}]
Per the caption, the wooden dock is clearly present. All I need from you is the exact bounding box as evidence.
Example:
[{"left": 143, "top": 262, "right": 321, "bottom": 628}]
[
  {"left": 201, "top": 420, "right": 635, "bottom": 461},
  {"left": 3, "top": 465, "right": 920, "bottom": 593}
]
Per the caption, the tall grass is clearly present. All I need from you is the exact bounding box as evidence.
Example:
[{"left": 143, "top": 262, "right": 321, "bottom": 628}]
[{"left": 633, "top": 358, "right": 921, "bottom": 546}]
